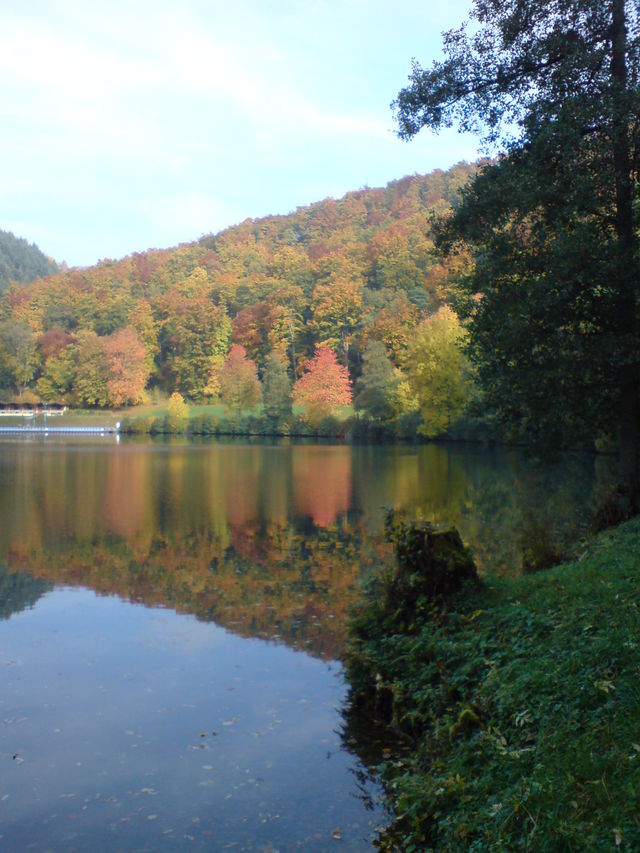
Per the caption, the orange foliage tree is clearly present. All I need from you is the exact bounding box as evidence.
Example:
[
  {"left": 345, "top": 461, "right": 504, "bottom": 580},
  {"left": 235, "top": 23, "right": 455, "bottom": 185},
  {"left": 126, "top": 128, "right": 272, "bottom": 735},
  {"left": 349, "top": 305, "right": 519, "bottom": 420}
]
[
  {"left": 292, "top": 346, "right": 352, "bottom": 426},
  {"left": 219, "top": 344, "right": 262, "bottom": 419},
  {"left": 102, "top": 327, "right": 149, "bottom": 407}
]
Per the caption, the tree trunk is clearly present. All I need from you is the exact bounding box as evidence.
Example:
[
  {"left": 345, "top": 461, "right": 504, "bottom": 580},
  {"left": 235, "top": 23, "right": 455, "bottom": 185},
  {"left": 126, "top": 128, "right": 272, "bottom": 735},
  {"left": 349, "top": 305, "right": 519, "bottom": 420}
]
[
  {"left": 610, "top": 0, "right": 640, "bottom": 507},
  {"left": 288, "top": 317, "right": 297, "bottom": 378}
]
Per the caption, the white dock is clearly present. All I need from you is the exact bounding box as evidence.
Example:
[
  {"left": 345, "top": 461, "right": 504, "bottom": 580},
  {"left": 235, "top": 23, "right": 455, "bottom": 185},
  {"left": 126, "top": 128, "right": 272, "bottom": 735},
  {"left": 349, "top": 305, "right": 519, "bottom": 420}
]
[{"left": 0, "top": 425, "right": 120, "bottom": 434}]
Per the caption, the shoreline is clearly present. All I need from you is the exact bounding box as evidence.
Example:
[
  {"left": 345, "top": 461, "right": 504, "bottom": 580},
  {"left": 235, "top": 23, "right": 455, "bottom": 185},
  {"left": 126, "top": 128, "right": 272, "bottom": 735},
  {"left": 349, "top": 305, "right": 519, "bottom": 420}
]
[{"left": 345, "top": 517, "right": 640, "bottom": 850}]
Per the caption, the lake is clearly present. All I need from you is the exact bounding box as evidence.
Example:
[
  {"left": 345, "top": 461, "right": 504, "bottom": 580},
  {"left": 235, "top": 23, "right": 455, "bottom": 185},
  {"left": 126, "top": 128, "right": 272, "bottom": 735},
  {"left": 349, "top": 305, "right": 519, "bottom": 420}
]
[{"left": 0, "top": 437, "right": 614, "bottom": 850}]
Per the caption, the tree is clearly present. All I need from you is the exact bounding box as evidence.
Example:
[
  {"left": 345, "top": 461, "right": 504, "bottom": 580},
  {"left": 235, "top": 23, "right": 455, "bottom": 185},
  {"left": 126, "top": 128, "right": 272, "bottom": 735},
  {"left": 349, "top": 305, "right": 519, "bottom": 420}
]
[
  {"left": 36, "top": 345, "right": 75, "bottom": 402},
  {"left": 262, "top": 350, "right": 293, "bottom": 423},
  {"left": 394, "top": 0, "right": 640, "bottom": 502},
  {"left": 0, "top": 320, "right": 40, "bottom": 397},
  {"left": 129, "top": 299, "right": 159, "bottom": 379},
  {"left": 72, "top": 330, "right": 109, "bottom": 408},
  {"left": 38, "top": 327, "right": 74, "bottom": 361},
  {"left": 354, "top": 340, "right": 400, "bottom": 422},
  {"left": 309, "top": 277, "right": 363, "bottom": 363},
  {"left": 406, "top": 306, "right": 471, "bottom": 437},
  {"left": 159, "top": 286, "right": 231, "bottom": 399},
  {"left": 219, "top": 344, "right": 262, "bottom": 419},
  {"left": 292, "top": 345, "right": 352, "bottom": 426},
  {"left": 102, "top": 327, "right": 149, "bottom": 407},
  {"left": 42, "top": 302, "right": 77, "bottom": 332},
  {"left": 166, "top": 391, "right": 189, "bottom": 432},
  {"left": 0, "top": 229, "right": 58, "bottom": 294},
  {"left": 359, "top": 290, "right": 419, "bottom": 365},
  {"left": 264, "top": 286, "right": 305, "bottom": 377}
]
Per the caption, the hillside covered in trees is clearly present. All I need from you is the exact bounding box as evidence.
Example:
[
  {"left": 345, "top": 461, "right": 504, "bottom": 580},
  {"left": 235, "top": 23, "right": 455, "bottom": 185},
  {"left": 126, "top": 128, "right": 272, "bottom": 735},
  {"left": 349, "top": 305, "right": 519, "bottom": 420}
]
[
  {"left": 0, "top": 229, "right": 58, "bottom": 294},
  {"left": 0, "top": 163, "right": 477, "bottom": 434}
]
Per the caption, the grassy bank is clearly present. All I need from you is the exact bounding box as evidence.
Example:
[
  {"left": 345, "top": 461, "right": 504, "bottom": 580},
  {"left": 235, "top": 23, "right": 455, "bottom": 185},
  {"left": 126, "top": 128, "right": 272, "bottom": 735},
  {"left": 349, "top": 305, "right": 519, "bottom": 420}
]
[
  {"left": 346, "top": 518, "right": 640, "bottom": 851},
  {"left": 3, "top": 400, "right": 496, "bottom": 442},
  {"left": 52, "top": 405, "right": 488, "bottom": 442}
]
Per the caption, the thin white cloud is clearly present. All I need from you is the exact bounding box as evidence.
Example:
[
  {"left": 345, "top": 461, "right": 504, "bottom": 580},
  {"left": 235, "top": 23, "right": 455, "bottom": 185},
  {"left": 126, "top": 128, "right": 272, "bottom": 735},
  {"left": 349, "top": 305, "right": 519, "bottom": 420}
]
[
  {"left": 0, "top": 0, "right": 389, "bottom": 162},
  {"left": 0, "top": 0, "right": 480, "bottom": 264}
]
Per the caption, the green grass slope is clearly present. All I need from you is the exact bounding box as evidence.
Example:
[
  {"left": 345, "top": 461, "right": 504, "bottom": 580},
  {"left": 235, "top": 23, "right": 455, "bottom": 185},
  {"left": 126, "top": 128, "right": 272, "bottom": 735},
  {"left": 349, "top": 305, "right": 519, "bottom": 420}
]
[{"left": 348, "top": 518, "right": 640, "bottom": 851}]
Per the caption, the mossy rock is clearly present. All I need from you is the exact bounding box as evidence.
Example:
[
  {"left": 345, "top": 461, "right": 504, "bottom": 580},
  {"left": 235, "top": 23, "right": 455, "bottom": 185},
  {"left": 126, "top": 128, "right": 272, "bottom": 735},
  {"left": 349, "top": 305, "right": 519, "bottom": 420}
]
[
  {"left": 346, "top": 515, "right": 479, "bottom": 726},
  {"left": 388, "top": 515, "right": 478, "bottom": 600}
]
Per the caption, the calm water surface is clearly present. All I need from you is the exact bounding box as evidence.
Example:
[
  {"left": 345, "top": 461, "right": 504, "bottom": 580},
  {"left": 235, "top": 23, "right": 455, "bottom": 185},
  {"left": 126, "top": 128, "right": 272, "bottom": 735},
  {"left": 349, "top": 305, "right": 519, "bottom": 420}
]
[{"left": 0, "top": 437, "right": 614, "bottom": 850}]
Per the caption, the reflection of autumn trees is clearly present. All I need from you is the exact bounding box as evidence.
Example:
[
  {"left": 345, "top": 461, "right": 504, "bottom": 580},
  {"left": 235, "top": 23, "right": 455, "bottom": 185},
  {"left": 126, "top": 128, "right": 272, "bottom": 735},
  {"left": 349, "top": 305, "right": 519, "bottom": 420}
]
[
  {"left": 6, "top": 520, "right": 376, "bottom": 660},
  {"left": 0, "top": 441, "right": 614, "bottom": 653},
  {"left": 293, "top": 445, "right": 352, "bottom": 527},
  {"left": 0, "top": 442, "right": 367, "bottom": 658},
  {"left": 103, "top": 449, "right": 152, "bottom": 541},
  {"left": 224, "top": 447, "right": 261, "bottom": 527}
]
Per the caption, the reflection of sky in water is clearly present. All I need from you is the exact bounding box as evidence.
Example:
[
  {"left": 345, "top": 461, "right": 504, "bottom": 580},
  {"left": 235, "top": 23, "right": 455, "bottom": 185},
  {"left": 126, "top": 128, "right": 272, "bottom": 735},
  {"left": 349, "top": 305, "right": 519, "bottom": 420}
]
[
  {"left": 0, "top": 439, "right": 616, "bottom": 849},
  {"left": 0, "top": 589, "right": 382, "bottom": 850}
]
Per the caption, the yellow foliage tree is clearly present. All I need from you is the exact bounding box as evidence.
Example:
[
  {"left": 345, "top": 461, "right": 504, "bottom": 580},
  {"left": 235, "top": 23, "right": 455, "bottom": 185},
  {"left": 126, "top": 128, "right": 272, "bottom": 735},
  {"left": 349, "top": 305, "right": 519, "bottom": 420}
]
[
  {"left": 406, "top": 306, "right": 471, "bottom": 437},
  {"left": 166, "top": 391, "right": 190, "bottom": 432}
]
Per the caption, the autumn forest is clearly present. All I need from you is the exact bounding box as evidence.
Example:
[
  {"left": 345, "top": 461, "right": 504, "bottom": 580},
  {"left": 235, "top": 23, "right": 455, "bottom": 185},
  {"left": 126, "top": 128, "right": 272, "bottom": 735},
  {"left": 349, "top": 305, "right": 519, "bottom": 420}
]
[{"left": 0, "top": 163, "right": 477, "bottom": 437}]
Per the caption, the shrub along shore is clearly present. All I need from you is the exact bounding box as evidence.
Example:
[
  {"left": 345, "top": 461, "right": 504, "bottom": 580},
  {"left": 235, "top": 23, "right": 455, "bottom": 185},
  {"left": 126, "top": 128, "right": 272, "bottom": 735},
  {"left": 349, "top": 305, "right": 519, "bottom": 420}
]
[
  {"left": 122, "top": 408, "right": 356, "bottom": 439},
  {"left": 119, "top": 405, "right": 491, "bottom": 442},
  {"left": 346, "top": 516, "right": 640, "bottom": 851},
  {"left": 120, "top": 410, "right": 431, "bottom": 440},
  {"left": 4, "top": 397, "right": 500, "bottom": 442}
]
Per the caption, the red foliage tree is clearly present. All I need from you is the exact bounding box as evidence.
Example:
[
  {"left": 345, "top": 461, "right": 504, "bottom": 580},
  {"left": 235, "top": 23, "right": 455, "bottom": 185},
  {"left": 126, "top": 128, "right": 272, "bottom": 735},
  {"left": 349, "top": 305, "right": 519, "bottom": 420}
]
[
  {"left": 292, "top": 346, "right": 351, "bottom": 426},
  {"left": 231, "top": 302, "right": 269, "bottom": 362},
  {"left": 37, "top": 327, "right": 74, "bottom": 360}
]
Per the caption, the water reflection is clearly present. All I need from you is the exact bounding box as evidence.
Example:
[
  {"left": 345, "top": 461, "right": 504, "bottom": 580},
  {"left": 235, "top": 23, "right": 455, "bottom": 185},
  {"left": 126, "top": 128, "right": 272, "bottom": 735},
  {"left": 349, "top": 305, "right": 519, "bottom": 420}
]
[
  {"left": 0, "top": 587, "right": 383, "bottom": 850},
  {"left": 0, "top": 439, "right": 614, "bottom": 656},
  {"left": 0, "top": 438, "right": 616, "bottom": 850},
  {"left": 0, "top": 560, "right": 52, "bottom": 620}
]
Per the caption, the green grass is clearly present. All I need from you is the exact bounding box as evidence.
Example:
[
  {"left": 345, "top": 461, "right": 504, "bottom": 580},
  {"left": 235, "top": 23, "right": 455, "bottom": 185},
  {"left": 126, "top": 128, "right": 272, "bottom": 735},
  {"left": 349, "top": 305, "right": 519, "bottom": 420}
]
[
  {"left": 347, "top": 518, "right": 640, "bottom": 851},
  {"left": 0, "top": 409, "right": 120, "bottom": 427}
]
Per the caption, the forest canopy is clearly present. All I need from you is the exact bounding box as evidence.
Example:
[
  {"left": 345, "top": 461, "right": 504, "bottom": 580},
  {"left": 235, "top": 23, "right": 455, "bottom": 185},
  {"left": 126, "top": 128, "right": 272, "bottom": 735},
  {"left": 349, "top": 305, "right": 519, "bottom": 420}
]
[
  {"left": 0, "top": 229, "right": 58, "bottom": 294},
  {"left": 0, "top": 164, "right": 477, "bottom": 436}
]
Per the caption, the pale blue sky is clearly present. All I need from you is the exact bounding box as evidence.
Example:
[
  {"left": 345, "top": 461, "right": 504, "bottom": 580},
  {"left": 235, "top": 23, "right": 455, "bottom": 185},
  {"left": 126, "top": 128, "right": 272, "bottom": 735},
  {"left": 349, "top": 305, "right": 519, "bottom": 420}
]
[{"left": 1, "top": 0, "right": 479, "bottom": 267}]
